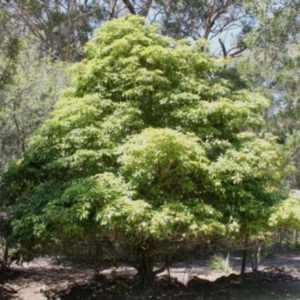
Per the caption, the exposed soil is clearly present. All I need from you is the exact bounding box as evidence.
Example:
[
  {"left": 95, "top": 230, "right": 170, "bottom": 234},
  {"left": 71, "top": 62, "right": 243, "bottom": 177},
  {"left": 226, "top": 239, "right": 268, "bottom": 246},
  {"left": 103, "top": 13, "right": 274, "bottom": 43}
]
[{"left": 1, "top": 253, "right": 300, "bottom": 300}]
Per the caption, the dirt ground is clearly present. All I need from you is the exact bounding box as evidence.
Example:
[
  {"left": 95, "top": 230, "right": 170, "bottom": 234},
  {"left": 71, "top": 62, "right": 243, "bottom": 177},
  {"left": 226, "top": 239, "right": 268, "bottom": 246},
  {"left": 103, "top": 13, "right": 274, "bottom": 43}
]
[{"left": 1, "top": 252, "right": 300, "bottom": 300}]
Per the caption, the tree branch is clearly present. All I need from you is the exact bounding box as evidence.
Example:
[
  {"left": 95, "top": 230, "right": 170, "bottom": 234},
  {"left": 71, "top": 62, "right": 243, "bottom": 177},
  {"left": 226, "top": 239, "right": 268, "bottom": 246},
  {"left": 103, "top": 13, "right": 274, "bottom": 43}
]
[
  {"left": 109, "top": 0, "right": 118, "bottom": 20},
  {"left": 139, "top": 0, "right": 153, "bottom": 17},
  {"left": 229, "top": 47, "right": 246, "bottom": 57},
  {"left": 203, "top": 6, "right": 227, "bottom": 39},
  {"left": 122, "top": 0, "right": 136, "bottom": 14},
  {"left": 218, "top": 38, "right": 227, "bottom": 58},
  {"left": 153, "top": 260, "right": 171, "bottom": 275}
]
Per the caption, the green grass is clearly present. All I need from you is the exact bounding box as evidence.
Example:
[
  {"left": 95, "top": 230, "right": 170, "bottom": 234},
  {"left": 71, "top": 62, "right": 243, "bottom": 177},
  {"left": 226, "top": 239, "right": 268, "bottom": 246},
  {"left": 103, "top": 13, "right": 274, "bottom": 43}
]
[{"left": 209, "top": 253, "right": 233, "bottom": 273}]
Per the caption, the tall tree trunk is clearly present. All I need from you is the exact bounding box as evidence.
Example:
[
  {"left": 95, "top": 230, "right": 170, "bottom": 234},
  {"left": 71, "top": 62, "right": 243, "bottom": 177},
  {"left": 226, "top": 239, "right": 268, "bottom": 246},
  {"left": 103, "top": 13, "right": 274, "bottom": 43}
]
[{"left": 137, "top": 246, "right": 155, "bottom": 289}]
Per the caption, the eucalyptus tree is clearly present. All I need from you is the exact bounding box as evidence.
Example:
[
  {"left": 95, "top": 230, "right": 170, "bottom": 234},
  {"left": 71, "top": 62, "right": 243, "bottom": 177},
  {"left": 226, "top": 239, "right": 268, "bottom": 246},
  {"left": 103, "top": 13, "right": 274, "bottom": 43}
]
[
  {"left": 0, "top": 42, "right": 70, "bottom": 270},
  {"left": 235, "top": 0, "right": 300, "bottom": 187},
  {"left": 1, "top": 0, "right": 258, "bottom": 61},
  {"left": 0, "top": 43, "right": 70, "bottom": 171},
  {"left": 0, "top": 16, "right": 288, "bottom": 287},
  {"left": 0, "top": 8, "right": 21, "bottom": 89},
  {"left": 121, "top": 0, "right": 255, "bottom": 57},
  {"left": 2, "top": 0, "right": 112, "bottom": 61}
]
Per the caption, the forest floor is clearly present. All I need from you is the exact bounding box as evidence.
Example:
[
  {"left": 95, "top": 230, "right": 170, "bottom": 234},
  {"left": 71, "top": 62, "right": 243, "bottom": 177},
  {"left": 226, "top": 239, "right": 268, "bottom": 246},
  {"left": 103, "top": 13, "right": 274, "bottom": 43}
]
[{"left": 1, "top": 251, "right": 300, "bottom": 300}]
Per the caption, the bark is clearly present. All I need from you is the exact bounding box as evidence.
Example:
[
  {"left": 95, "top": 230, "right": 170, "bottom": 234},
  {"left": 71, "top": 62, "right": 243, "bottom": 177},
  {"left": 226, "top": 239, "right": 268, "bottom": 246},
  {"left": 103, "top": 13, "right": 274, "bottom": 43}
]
[
  {"left": 218, "top": 38, "right": 227, "bottom": 58},
  {"left": 251, "top": 239, "right": 263, "bottom": 272},
  {"left": 241, "top": 248, "right": 247, "bottom": 277},
  {"left": 3, "top": 242, "right": 9, "bottom": 265},
  {"left": 241, "top": 234, "right": 249, "bottom": 277},
  {"left": 137, "top": 246, "right": 155, "bottom": 289},
  {"left": 122, "top": 0, "right": 136, "bottom": 15}
]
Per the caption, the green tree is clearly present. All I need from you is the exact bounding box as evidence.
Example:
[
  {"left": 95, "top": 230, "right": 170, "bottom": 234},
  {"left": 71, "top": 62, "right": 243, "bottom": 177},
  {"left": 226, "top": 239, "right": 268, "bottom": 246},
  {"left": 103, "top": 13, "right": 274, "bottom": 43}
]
[
  {"left": 234, "top": 0, "right": 300, "bottom": 187},
  {"left": 3, "top": 0, "right": 110, "bottom": 61},
  {"left": 2, "top": 0, "right": 258, "bottom": 60},
  {"left": 269, "top": 192, "right": 300, "bottom": 250},
  {"left": 0, "top": 8, "right": 21, "bottom": 89},
  {"left": 0, "top": 41, "right": 70, "bottom": 270},
  {"left": 122, "top": 0, "right": 254, "bottom": 57},
  {"left": 0, "top": 16, "right": 288, "bottom": 287},
  {"left": 0, "top": 42, "right": 70, "bottom": 171},
  {"left": 270, "top": 193, "right": 300, "bottom": 231}
]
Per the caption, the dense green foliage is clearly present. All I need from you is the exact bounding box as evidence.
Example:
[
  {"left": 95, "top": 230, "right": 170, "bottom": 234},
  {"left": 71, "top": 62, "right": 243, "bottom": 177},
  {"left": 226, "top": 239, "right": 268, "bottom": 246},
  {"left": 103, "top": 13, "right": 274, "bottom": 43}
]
[
  {"left": 270, "top": 193, "right": 300, "bottom": 230},
  {"left": 0, "top": 40, "right": 70, "bottom": 268},
  {"left": 0, "top": 43, "right": 70, "bottom": 171},
  {"left": 235, "top": 0, "right": 300, "bottom": 187},
  {"left": 0, "top": 8, "right": 21, "bottom": 89},
  {"left": 0, "top": 16, "right": 289, "bottom": 285}
]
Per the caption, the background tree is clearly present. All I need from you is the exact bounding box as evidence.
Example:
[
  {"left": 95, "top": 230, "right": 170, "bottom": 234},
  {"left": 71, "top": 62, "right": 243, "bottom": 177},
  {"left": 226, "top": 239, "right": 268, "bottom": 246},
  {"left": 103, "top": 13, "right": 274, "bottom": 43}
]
[
  {"left": 121, "top": 0, "right": 255, "bottom": 57},
  {"left": 0, "top": 0, "right": 260, "bottom": 61},
  {"left": 269, "top": 192, "right": 300, "bottom": 250},
  {"left": 0, "top": 16, "right": 289, "bottom": 287},
  {"left": 270, "top": 193, "right": 300, "bottom": 232},
  {"left": 0, "top": 41, "right": 70, "bottom": 269},
  {"left": 235, "top": 0, "right": 300, "bottom": 187},
  {"left": 0, "top": 7, "right": 21, "bottom": 88},
  {"left": 0, "top": 42, "right": 70, "bottom": 171},
  {"left": 2, "top": 0, "right": 113, "bottom": 61}
]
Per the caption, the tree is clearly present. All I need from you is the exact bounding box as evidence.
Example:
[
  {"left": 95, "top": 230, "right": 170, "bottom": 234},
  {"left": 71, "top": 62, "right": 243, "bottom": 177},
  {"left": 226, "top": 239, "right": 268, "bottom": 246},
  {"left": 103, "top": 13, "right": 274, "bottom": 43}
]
[
  {"left": 0, "top": 42, "right": 70, "bottom": 171},
  {"left": 1, "top": 0, "right": 258, "bottom": 61},
  {"left": 0, "top": 41, "right": 70, "bottom": 270},
  {"left": 2, "top": 0, "right": 112, "bottom": 61},
  {"left": 0, "top": 7, "right": 21, "bottom": 89},
  {"left": 121, "top": 0, "right": 254, "bottom": 57},
  {"left": 0, "top": 16, "right": 288, "bottom": 287},
  {"left": 270, "top": 193, "right": 300, "bottom": 231},
  {"left": 269, "top": 192, "right": 300, "bottom": 250},
  {"left": 234, "top": 0, "right": 300, "bottom": 187}
]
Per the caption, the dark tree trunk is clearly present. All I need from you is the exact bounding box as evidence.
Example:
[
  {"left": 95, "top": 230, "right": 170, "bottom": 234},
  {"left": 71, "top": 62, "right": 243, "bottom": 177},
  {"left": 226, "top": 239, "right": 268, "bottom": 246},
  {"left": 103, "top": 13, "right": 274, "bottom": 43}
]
[
  {"left": 0, "top": 242, "right": 9, "bottom": 279},
  {"left": 241, "top": 248, "right": 247, "bottom": 276},
  {"left": 137, "top": 246, "right": 155, "bottom": 289},
  {"left": 3, "top": 242, "right": 9, "bottom": 265},
  {"left": 241, "top": 234, "right": 249, "bottom": 277}
]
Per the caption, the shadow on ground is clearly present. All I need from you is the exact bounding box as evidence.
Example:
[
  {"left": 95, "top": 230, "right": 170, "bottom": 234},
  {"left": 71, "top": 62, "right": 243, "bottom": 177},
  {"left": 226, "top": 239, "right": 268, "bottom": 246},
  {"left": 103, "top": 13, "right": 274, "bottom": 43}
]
[{"left": 1, "top": 253, "right": 300, "bottom": 300}]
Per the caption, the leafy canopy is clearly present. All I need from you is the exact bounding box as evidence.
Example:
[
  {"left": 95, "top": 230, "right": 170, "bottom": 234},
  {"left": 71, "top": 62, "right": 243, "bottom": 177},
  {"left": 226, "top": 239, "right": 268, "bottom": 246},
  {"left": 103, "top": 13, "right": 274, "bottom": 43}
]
[
  {"left": 1, "top": 16, "right": 288, "bottom": 254},
  {"left": 270, "top": 193, "right": 300, "bottom": 230}
]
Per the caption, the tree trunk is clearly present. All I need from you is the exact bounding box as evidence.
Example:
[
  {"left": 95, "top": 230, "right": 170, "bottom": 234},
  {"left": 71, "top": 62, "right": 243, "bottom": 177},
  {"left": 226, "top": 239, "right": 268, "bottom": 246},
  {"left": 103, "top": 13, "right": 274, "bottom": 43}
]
[
  {"left": 251, "top": 239, "right": 262, "bottom": 272},
  {"left": 137, "top": 246, "right": 155, "bottom": 289},
  {"left": 3, "top": 242, "right": 9, "bottom": 265},
  {"left": 294, "top": 230, "right": 298, "bottom": 247},
  {"left": 241, "top": 248, "right": 247, "bottom": 277},
  {"left": 0, "top": 241, "right": 9, "bottom": 276},
  {"left": 279, "top": 230, "right": 284, "bottom": 248},
  {"left": 241, "top": 234, "right": 249, "bottom": 277}
]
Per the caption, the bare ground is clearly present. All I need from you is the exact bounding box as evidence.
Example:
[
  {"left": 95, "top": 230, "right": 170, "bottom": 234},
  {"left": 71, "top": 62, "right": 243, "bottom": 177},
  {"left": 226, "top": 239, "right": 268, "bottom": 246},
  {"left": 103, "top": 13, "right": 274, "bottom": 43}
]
[{"left": 1, "top": 253, "right": 300, "bottom": 300}]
